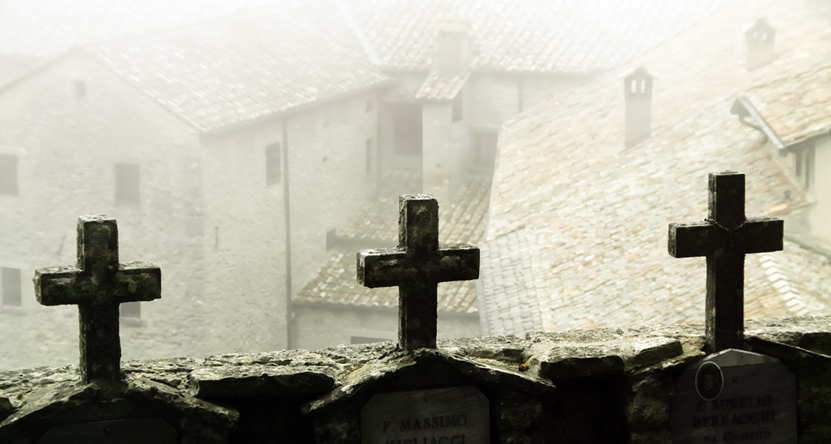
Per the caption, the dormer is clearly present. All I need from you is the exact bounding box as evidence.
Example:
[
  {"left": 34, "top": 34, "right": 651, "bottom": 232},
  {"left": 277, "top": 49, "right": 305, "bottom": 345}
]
[
  {"left": 744, "top": 18, "right": 775, "bottom": 70},
  {"left": 623, "top": 66, "right": 655, "bottom": 148},
  {"left": 435, "top": 18, "right": 472, "bottom": 73}
]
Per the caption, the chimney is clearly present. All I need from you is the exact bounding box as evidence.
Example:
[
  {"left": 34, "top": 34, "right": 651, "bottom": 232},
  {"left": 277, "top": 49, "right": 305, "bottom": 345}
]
[
  {"left": 435, "top": 18, "right": 472, "bottom": 73},
  {"left": 623, "top": 66, "right": 655, "bottom": 148},
  {"left": 744, "top": 18, "right": 775, "bottom": 70}
]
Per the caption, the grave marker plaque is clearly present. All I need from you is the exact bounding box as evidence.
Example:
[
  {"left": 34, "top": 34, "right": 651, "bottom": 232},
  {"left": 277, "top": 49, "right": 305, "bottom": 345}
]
[
  {"left": 361, "top": 386, "right": 489, "bottom": 444},
  {"left": 671, "top": 349, "right": 797, "bottom": 444}
]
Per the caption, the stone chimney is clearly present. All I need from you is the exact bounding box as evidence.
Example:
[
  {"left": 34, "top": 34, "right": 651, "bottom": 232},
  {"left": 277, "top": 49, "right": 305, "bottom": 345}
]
[
  {"left": 435, "top": 18, "right": 472, "bottom": 73},
  {"left": 744, "top": 18, "right": 775, "bottom": 70},
  {"left": 623, "top": 66, "right": 654, "bottom": 148}
]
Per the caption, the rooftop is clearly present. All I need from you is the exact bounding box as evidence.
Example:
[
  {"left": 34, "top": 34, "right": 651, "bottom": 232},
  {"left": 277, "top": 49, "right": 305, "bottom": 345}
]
[
  {"left": 295, "top": 173, "right": 491, "bottom": 314},
  {"left": 341, "top": 0, "right": 720, "bottom": 73},
  {"left": 0, "top": 0, "right": 278, "bottom": 58},
  {"left": 482, "top": 0, "right": 831, "bottom": 335},
  {"left": 81, "top": 2, "right": 391, "bottom": 132}
]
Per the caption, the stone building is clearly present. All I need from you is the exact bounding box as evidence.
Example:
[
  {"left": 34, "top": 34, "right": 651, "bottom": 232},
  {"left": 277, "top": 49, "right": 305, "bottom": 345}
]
[
  {"left": 479, "top": 0, "right": 831, "bottom": 335},
  {"left": 0, "top": 1, "right": 391, "bottom": 368},
  {"left": 0, "top": 0, "right": 729, "bottom": 364}
]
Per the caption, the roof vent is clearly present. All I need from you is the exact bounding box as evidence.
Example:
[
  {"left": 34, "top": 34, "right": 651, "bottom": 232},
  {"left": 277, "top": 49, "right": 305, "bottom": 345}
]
[
  {"left": 744, "top": 18, "right": 775, "bottom": 70},
  {"left": 623, "top": 66, "right": 654, "bottom": 148},
  {"left": 435, "top": 18, "right": 471, "bottom": 73}
]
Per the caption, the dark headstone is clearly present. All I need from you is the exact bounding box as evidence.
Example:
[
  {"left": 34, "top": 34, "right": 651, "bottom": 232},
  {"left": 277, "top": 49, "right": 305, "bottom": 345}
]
[
  {"left": 36, "top": 417, "right": 177, "bottom": 444},
  {"left": 668, "top": 172, "right": 783, "bottom": 351},
  {"left": 671, "top": 349, "right": 797, "bottom": 444},
  {"left": 361, "top": 386, "right": 489, "bottom": 444},
  {"left": 357, "top": 194, "right": 479, "bottom": 351},
  {"left": 34, "top": 215, "right": 161, "bottom": 392}
]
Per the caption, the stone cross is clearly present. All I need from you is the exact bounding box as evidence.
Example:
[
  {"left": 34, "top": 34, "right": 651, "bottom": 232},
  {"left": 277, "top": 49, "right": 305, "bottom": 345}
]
[
  {"left": 34, "top": 215, "right": 161, "bottom": 391},
  {"left": 357, "top": 194, "right": 479, "bottom": 351},
  {"left": 668, "top": 172, "right": 783, "bottom": 352}
]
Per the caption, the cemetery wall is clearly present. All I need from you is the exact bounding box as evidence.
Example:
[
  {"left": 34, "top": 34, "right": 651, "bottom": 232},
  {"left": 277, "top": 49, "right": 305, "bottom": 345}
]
[
  {"left": 0, "top": 53, "right": 209, "bottom": 369},
  {"left": 3, "top": 316, "right": 829, "bottom": 443},
  {"left": 292, "top": 303, "right": 481, "bottom": 350}
]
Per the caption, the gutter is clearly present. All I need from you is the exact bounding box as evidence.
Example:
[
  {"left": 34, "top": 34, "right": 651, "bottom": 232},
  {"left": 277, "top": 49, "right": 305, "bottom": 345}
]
[
  {"left": 282, "top": 119, "right": 294, "bottom": 349},
  {"left": 730, "top": 94, "right": 785, "bottom": 152}
]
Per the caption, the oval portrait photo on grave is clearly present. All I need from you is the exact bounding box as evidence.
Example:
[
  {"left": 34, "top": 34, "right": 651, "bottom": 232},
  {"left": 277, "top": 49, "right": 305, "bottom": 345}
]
[{"left": 695, "top": 361, "right": 723, "bottom": 401}]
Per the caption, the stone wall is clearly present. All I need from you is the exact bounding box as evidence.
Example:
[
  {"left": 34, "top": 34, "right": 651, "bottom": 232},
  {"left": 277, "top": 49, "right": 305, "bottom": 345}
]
[
  {"left": 2, "top": 316, "right": 828, "bottom": 443},
  {"left": 0, "top": 53, "right": 208, "bottom": 369},
  {"left": 293, "top": 303, "right": 481, "bottom": 351}
]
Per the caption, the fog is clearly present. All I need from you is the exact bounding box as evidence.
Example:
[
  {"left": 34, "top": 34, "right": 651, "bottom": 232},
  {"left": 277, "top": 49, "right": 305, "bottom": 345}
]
[{"left": 0, "top": 0, "right": 829, "bottom": 371}]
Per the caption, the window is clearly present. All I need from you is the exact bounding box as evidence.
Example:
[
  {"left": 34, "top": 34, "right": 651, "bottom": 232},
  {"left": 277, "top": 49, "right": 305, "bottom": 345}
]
[
  {"left": 452, "top": 91, "right": 463, "bottom": 122},
  {"left": 115, "top": 163, "right": 140, "bottom": 203},
  {"left": 120, "top": 301, "right": 141, "bottom": 318},
  {"left": 795, "top": 147, "right": 816, "bottom": 190},
  {"left": 392, "top": 104, "right": 423, "bottom": 156},
  {"left": 473, "top": 130, "right": 499, "bottom": 169},
  {"left": 366, "top": 138, "right": 374, "bottom": 175},
  {"left": 1, "top": 268, "right": 21, "bottom": 307},
  {"left": 0, "top": 154, "right": 18, "bottom": 196},
  {"left": 73, "top": 80, "right": 86, "bottom": 98},
  {"left": 266, "top": 142, "right": 281, "bottom": 185}
]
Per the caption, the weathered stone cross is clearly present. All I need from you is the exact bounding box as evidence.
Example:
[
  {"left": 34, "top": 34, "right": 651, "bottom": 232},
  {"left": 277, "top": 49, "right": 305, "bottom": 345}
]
[
  {"left": 357, "top": 194, "right": 479, "bottom": 351},
  {"left": 34, "top": 215, "right": 161, "bottom": 392},
  {"left": 668, "top": 172, "right": 783, "bottom": 352}
]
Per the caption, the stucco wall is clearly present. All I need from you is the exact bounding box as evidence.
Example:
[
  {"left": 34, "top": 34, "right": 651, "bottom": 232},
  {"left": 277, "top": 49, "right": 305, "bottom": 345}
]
[
  {"left": 0, "top": 54, "right": 207, "bottom": 369},
  {"left": 809, "top": 133, "right": 831, "bottom": 243}
]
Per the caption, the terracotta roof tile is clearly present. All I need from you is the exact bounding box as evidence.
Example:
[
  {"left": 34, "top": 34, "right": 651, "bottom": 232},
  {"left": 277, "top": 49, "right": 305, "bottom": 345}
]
[
  {"left": 415, "top": 72, "right": 469, "bottom": 101},
  {"left": 482, "top": 0, "right": 831, "bottom": 335},
  {"left": 0, "top": 0, "right": 277, "bottom": 58},
  {"left": 83, "top": 2, "right": 391, "bottom": 132},
  {"left": 744, "top": 63, "right": 831, "bottom": 146},
  {"left": 341, "top": 0, "right": 720, "bottom": 73}
]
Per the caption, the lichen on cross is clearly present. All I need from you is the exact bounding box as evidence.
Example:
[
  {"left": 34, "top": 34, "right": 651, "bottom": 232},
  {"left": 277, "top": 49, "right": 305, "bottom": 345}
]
[
  {"left": 668, "top": 171, "right": 783, "bottom": 352},
  {"left": 34, "top": 215, "right": 161, "bottom": 394},
  {"left": 357, "top": 194, "right": 480, "bottom": 351}
]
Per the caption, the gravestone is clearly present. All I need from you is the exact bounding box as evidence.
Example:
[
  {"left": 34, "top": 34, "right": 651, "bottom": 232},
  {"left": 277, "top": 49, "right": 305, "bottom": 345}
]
[
  {"left": 34, "top": 215, "right": 161, "bottom": 395},
  {"left": 669, "top": 172, "right": 795, "bottom": 443},
  {"left": 36, "top": 417, "right": 177, "bottom": 444},
  {"left": 671, "top": 349, "right": 797, "bottom": 444},
  {"left": 357, "top": 194, "right": 479, "bottom": 351},
  {"left": 668, "top": 172, "right": 783, "bottom": 351},
  {"left": 361, "top": 387, "right": 490, "bottom": 444}
]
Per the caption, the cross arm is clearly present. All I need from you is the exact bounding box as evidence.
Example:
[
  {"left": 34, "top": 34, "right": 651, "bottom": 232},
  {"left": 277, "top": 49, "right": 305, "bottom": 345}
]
[
  {"left": 668, "top": 221, "right": 717, "bottom": 258},
  {"left": 113, "top": 261, "right": 162, "bottom": 303},
  {"left": 357, "top": 248, "right": 408, "bottom": 288},
  {"left": 434, "top": 243, "right": 480, "bottom": 283},
  {"left": 35, "top": 266, "right": 85, "bottom": 306},
  {"left": 735, "top": 217, "right": 783, "bottom": 254}
]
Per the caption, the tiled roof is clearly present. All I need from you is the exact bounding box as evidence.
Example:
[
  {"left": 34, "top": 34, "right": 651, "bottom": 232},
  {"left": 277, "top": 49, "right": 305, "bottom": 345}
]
[
  {"left": 297, "top": 172, "right": 492, "bottom": 314},
  {"left": 82, "top": 2, "right": 391, "bottom": 133},
  {"left": 743, "top": 62, "right": 831, "bottom": 147},
  {"left": 482, "top": 0, "right": 831, "bottom": 336},
  {"left": 415, "top": 72, "right": 469, "bottom": 101},
  {"left": 341, "top": 0, "right": 720, "bottom": 73},
  {"left": 0, "top": 0, "right": 278, "bottom": 58}
]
